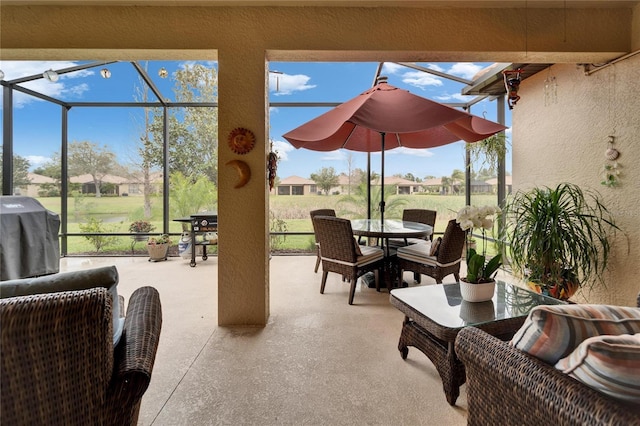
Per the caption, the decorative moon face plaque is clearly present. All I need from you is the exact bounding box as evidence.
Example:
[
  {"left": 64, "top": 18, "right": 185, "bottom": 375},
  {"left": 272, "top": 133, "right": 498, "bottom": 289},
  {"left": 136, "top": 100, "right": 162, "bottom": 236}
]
[{"left": 228, "top": 127, "right": 256, "bottom": 155}]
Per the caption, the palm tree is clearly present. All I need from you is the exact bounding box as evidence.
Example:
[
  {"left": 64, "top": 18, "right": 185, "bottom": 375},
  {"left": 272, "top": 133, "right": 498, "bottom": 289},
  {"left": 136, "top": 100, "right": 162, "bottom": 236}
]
[
  {"left": 450, "top": 169, "right": 465, "bottom": 194},
  {"left": 337, "top": 182, "right": 406, "bottom": 219}
]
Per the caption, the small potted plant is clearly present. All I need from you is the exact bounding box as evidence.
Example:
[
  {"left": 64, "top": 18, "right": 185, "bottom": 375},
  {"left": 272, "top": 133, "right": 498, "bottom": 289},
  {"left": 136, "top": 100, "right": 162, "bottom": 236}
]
[
  {"left": 456, "top": 205, "right": 502, "bottom": 302},
  {"left": 147, "top": 234, "right": 172, "bottom": 262},
  {"left": 129, "top": 220, "right": 155, "bottom": 242}
]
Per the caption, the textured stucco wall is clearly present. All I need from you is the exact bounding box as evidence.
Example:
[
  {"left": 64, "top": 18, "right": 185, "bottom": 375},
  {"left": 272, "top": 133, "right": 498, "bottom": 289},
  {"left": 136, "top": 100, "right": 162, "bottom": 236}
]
[
  {"left": 512, "top": 56, "right": 640, "bottom": 306},
  {"left": 1, "top": 4, "right": 639, "bottom": 322}
]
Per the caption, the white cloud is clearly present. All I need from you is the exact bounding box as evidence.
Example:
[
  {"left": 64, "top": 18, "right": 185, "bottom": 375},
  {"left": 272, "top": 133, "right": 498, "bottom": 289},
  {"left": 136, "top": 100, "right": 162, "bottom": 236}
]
[
  {"left": 392, "top": 147, "right": 434, "bottom": 157},
  {"left": 447, "top": 63, "right": 483, "bottom": 80},
  {"left": 270, "top": 139, "right": 294, "bottom": 162},
  {"left": 321, "top": 150, "right": 346, "bottom": 162},
  {"left": 401, "top": 71, "right": 443, "bottom": 90},
  {"left": 434, "top": 92, "right": 475, "bottom": 102},
  {"left": 0, "top": 61, "right": 94, "bottom": 108},
  {"left": 26, "top": 155, "right": 51, "bottom": 168},
  {"left": 381, "top": 63, "right": 405, "bottom": 75},
  {"left": 269, "top": 73, "right": 316, "bottom": 96},
  {"left": 427, "top": 63, "right": 445, "bottom": 73}
]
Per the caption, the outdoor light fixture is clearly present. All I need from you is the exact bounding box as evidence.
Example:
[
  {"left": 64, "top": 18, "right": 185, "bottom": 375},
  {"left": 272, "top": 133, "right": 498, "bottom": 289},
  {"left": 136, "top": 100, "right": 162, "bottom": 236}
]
[
  {"left": 0, "top": 69, "right": 5, "bottom": 80},
  {"left": 158, "top": 67, "right": 168, "bottom": 78},
  {"left": 100, "top": 68, "right": 111, "bottom": 79},
  {"left": 43, "top": 69, "right": 59, "bottom": 82}
]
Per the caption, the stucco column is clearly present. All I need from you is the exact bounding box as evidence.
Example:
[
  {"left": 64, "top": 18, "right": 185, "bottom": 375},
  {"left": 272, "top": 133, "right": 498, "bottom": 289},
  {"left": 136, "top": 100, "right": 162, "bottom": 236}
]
[{"left": 218, "top": 47, "right": 269, "bottom": 326}]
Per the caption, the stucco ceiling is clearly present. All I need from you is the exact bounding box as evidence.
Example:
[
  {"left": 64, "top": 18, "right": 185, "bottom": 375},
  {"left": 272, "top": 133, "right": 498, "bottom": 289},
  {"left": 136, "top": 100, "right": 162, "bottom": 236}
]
[{"left": 2, "top": 0, "right": 639, "bottom": 7}]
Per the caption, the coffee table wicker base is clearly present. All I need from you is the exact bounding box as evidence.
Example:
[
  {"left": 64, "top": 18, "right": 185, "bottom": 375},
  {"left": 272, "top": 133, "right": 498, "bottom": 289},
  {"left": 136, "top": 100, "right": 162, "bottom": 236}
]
[{"left": 398, "top": 317, "right": 466, "bottom": 405}]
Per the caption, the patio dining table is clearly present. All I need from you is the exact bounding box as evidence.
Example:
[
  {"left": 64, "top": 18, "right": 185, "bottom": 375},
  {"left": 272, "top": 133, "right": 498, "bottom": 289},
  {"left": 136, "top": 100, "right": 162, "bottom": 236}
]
[{"left": 350, "top": 219, "right": 432, "bottom": 290}]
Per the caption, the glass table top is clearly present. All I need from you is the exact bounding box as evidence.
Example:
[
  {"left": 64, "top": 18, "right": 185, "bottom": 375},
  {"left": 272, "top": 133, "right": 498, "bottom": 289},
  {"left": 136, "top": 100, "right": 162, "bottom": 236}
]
[{"left": 390, "top": 281, "right": 565, "bottom": 329}]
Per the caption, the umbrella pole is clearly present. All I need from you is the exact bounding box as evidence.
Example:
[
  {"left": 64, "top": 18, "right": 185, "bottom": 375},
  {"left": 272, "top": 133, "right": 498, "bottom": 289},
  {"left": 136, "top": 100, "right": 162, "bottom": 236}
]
[
  {"left": 380, "top": 132, "right": 385, "bottom": 223},
  {"left": 367, "top": 153, "right": 371, "bottom": 220}
]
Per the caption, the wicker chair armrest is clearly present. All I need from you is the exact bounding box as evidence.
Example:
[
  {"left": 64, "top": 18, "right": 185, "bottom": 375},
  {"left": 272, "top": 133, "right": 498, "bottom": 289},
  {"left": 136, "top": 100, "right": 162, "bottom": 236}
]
[
  {"left": 455, "top": 326, "right": 640, "bottom": 426},
  {"left": 108, "top": 286, "right": 162, "bottom": 423}
]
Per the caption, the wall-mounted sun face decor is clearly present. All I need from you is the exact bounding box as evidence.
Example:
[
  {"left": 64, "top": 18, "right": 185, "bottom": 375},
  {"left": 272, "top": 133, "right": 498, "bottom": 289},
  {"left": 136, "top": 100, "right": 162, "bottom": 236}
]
[{"left": 228, "top": 127, "right": 256, "bottom": 155}]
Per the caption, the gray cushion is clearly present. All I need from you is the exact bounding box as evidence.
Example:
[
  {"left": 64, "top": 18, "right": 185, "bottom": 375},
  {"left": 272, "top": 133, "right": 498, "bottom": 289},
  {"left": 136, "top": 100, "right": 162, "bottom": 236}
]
[{"left": 0, "top": 266, "right": 123, "bottom": 345}]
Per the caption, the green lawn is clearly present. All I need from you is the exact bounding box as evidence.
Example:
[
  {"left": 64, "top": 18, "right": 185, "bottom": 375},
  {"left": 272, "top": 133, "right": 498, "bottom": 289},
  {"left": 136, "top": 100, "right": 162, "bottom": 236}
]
[{"left": 37, "top": 192, "right": 501, "bottom": 254}]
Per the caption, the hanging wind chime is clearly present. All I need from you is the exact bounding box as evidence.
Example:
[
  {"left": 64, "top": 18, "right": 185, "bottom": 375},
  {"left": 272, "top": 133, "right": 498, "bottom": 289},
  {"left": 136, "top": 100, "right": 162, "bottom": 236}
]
[{"left": 601, "top": 136, "right": 621, "bottom": 188}]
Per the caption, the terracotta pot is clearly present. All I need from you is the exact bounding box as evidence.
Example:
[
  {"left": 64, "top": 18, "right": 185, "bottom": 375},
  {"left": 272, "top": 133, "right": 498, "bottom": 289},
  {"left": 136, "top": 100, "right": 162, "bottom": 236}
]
[
  {"left": 526, "top": 281, "right": 579, "bottom": 301},
  {"left": 460, "top": 279, "right": 495, "bottom": 303},
  {"left": 147, "top": 243, "right": 169, "bottom": 262}
]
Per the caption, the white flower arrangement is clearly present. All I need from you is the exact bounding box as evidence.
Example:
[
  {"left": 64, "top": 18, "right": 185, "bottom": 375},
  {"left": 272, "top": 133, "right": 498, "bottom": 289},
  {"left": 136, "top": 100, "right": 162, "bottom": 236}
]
[{"left": 456, "top": 205, "right": 502, "bottom": 283}]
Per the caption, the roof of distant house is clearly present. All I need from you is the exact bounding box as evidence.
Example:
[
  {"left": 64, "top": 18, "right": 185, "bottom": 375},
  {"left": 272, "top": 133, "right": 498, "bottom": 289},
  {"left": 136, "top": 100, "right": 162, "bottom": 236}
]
[
  {"left": 27, "top": 173, "right": 56, "bottom": 184},
  {"left": 279, "top": 175, "right": 316, "bottom": 185}
]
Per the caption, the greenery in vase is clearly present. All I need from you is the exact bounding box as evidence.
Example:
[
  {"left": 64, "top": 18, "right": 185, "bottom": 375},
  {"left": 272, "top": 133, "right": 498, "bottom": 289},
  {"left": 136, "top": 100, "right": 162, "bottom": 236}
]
[
  {"left": 500, "top": 183, "right": 620, "bottom": 298},
  {"left": 456, "top": 205, "right": 502, "bottom": 283}
]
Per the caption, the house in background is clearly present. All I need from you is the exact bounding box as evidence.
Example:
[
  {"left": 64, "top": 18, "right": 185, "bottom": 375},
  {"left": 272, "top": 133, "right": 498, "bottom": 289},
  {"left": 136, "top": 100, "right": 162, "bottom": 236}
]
[
  {"left": 276, "top": 175, "right": 317, "bottom": 195},
  {"left": 119, "top": 171, "right": 164, "bottom": 196},
  {"left": 486, "top": 175, "right": 512, "bottom": 194},
  {"left": 70, "top": 174, "right": 127, "bottom": 196},
  {"left": 421, "top": 177, "right": 444, "bottom": 194},
  {"left": 14, "top": 173, "right": 57, "bottom": 197}
]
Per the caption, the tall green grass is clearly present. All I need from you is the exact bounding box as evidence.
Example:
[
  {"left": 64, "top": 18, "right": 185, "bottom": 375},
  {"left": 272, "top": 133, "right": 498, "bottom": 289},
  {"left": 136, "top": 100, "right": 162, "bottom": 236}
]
[{"left": 38, "top": 193, "right": 500, "bottom": 254}]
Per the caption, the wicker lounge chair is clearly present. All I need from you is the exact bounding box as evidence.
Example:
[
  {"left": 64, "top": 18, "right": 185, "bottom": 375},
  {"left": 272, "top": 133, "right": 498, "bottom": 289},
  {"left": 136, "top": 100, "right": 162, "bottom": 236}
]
[
  {"left": 310, "top": 208, "right": 337, "bottom": 273},
  {"left": 1, "top": 269, "right": 162, "bottom": 425},
  {"left": 455, "top": 295, "right": 640, "bottom": 426},
  {"left": 397, "top": 219, "right": 465, "bottom": 284},
  {"left": 313, "top": 215, "right": 384, "bottom": 304}
]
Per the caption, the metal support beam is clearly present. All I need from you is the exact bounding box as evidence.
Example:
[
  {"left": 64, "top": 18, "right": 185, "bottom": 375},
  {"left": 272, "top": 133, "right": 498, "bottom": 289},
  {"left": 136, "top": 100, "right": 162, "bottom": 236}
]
[
  {"left": 497, "top": 95, "right": 507, "bottom": 207},
  {"left": 61, "top": 106, "right": 70, "bottom": 256},
  {"left": 162, "top": 107, "right": 170, "bottom": 233},
  {"left": 2, "top": 86, "right": 13, "bottom": 195}
]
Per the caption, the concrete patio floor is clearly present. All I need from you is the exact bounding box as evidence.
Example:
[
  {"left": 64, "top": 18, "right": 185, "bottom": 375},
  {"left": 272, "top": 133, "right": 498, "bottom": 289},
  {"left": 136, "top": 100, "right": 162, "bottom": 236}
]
[{"left": 60, "top": 254, "right": 475, "bottom": 425}]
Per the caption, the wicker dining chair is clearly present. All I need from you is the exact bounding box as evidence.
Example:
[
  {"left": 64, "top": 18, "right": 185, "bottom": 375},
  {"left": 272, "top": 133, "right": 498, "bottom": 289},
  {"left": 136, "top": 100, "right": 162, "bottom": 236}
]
[
  {"left": 310, "top": 208, "right": 336, "bottom": 273},
  {"left": 397, "top": 219, "right": 466, "bottom": 284},
  {"left": 388, "top": 209, "right": 437, "bottom": 248},
  {"left": 313, "top": 215, "right": 385, "bottom": 304}
]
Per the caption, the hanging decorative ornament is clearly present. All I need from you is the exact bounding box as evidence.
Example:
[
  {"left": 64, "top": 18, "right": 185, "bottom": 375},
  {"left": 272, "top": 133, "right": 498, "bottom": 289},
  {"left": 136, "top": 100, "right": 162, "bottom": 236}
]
[
  {"left": 228, "top": 127, "right": 256, "bottom": 155},
  {"left": 601, "top": 136, "right": 621, "bottom": 188},
  {"left": 100, "top": 68, "right": 111, "bottom": 79},
  {"left": 502, "top": 69, "right": 523, "bottom": 109},
  {"left": 267, "top": 144, "right": 279, "bottom": 191},
  {"left": 0, "top": 69, "right": 5, "bottom": 80},
  {"left": 605, "top": 136, "right": 619, "bottom": 160},
  {"left": 158, "top": 67, "right": 168, "bottom": 78}
]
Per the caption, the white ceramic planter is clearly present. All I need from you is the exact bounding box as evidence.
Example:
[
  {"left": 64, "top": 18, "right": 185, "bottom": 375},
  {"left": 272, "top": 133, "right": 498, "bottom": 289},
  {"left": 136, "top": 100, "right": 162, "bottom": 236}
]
[{"left": 460, "top": 279, "right": 495, "bottom": 303}]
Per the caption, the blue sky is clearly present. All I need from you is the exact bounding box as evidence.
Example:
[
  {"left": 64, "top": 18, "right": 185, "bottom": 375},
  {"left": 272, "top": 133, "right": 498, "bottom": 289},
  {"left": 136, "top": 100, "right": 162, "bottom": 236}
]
[{"left": 1, "top": 60, "right": 511, "bottom": 180}]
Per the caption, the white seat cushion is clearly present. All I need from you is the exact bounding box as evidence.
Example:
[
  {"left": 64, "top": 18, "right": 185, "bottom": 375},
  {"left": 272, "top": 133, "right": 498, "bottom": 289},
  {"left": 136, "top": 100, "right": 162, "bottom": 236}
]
[
  {"left": 397, "top": 242, "right": 461, "bottom": 268},
  {"left": 387, "top": 237, "right": 428, "bottom": 247},
  {"left": 357, "top": 245, "right": 384, "bottom": 266}
]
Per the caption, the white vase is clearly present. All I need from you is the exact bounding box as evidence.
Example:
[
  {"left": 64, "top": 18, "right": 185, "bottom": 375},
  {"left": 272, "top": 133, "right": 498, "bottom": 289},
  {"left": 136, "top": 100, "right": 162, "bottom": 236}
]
[{"left": 460, "top": 279, "right": 495, "bottom": 303}]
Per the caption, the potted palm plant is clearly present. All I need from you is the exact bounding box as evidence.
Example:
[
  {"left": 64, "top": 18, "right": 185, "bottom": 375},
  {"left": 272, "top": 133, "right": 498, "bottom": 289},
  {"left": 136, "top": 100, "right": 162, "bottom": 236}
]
[{"left": 500, "top": 183, "right": 620, "bottom": 300}]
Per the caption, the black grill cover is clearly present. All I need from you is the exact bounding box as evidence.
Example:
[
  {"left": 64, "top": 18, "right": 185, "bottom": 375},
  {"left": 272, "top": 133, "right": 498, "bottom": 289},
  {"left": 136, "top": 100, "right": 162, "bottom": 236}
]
[{"left": 0, "top": 196, "right": 60, "bottom": 280}]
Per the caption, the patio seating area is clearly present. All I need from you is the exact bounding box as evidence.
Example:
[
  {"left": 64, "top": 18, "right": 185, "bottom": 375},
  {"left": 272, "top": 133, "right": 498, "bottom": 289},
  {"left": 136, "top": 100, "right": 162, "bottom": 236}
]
[{"left": 58, "top": 254, "right": 478, "bottom": 425}]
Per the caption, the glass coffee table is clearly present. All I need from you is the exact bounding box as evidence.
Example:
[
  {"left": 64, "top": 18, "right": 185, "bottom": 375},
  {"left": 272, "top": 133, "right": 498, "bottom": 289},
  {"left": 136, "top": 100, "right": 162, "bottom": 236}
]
[{"left": 389, "top": 281, "right": 564, "bottom": 405}]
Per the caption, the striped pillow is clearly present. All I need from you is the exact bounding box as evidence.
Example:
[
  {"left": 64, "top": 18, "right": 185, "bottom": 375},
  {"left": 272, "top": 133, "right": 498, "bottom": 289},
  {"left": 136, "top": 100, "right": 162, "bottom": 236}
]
[
  {"left": 510, "top": 304, "right": 640, "bottom": 364},
  {"left": 555, "top": 333, "right": 640, "bottom": 404}
]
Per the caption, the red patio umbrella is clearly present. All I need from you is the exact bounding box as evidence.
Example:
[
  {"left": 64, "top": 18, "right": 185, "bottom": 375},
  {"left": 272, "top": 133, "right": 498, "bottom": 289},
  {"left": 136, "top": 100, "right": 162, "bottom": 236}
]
[{"left": 283, "top": 77, "right": 507, "bottom": 221}]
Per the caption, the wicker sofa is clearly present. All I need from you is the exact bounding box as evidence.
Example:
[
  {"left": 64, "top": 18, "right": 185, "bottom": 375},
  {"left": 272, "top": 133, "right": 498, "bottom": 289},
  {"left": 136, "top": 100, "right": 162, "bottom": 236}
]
[
  {"left": 455, "top": 295, "right": 640, "bottom": 426},
  {"left": 0, "top": 266, "right": 162, "bottom": 425}
]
